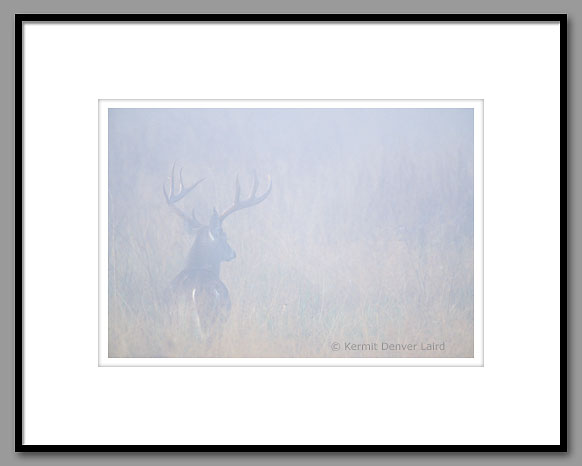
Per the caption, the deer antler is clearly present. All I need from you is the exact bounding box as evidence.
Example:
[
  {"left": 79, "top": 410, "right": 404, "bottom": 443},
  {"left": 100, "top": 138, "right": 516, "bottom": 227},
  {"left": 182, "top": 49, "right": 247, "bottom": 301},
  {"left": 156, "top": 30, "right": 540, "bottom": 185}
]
[
  {"left": 219, "top": 171, "right": 272, "bottom": 223},
  {"left": 163, "top": 162, "right": 205, "bottom": 231}
]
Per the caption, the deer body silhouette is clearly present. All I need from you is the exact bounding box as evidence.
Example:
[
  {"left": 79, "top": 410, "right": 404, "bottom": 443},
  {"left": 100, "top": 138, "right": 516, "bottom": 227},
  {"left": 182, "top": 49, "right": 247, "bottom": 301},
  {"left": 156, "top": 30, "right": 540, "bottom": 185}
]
[{"left": 164, "top": 163, "right": 271, "bottom": 339}]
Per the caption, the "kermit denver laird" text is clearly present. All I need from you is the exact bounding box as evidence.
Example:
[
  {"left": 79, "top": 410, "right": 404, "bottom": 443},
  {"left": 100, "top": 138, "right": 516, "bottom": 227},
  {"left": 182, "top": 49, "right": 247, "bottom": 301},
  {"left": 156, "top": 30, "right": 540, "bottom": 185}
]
[{"left": 342, "top": 342, "right": 446, "bottom": 351}]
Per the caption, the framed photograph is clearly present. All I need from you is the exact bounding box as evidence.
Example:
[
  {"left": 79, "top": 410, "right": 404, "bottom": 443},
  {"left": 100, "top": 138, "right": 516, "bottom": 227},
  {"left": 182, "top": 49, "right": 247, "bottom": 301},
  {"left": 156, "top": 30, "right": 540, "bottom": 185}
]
[{"left": 17, "top": 14, "right": 566, "bottom": 451}]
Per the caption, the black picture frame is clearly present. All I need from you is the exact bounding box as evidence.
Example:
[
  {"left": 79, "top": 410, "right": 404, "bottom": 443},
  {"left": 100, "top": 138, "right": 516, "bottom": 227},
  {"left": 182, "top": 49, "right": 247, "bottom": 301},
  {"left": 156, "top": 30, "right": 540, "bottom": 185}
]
[{"left": 15, "top": 13, "right": 567, "bottom": 453}]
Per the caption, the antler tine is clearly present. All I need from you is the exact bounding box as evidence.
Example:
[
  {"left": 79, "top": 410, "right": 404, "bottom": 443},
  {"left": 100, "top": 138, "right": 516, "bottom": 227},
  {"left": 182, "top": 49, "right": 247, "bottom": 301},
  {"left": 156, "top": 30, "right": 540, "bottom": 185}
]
[
  {"left": 178, "top": 167, "right": 185, "bottom": 194},
  {"left": 163, "top": 161, "right": 176, "bottom": 203},
  {"left": 165, "top": 164, "right": 205, "bottom": 204},
  {"left": 250, "top": 171, "right": 259, "bottom": 198},
  {"left": 163, "top": 162, "right": 206, "bottom": 231},
  {"left": 234, "top": 176, "right": 241, "bottom": 204},
  {"left": 219, "top": 173, "right": 272, "bottom": 223},
  {"left": 190, "top": 208, "right": 203, "bottom": 228}
]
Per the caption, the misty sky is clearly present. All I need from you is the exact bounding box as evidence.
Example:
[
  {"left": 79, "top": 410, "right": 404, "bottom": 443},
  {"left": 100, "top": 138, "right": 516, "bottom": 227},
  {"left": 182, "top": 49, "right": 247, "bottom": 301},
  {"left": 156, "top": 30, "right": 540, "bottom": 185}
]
[{"left": 109, "top": 107, "right": 474, "bottom": 245}]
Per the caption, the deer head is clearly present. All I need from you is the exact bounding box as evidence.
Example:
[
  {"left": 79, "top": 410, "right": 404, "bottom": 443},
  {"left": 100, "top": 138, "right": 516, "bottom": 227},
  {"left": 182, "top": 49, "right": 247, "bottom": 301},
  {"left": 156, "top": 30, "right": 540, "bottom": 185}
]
[{"left": 164, "top": 162, "right": 271, "bottom": 275}]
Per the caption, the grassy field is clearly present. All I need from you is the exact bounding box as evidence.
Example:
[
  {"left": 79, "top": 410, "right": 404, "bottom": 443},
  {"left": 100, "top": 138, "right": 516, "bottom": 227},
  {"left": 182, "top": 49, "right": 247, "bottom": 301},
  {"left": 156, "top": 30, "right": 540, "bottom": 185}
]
[{"left": 107, "top": 108, "right": 474, "bottom": 358}]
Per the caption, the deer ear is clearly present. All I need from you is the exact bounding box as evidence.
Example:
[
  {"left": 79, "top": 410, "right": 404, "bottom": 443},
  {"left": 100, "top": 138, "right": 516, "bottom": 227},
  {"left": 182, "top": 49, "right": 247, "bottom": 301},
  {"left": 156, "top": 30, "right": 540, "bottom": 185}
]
[{"left": 210, "top": 208, "right": 220, "bottom": 229}]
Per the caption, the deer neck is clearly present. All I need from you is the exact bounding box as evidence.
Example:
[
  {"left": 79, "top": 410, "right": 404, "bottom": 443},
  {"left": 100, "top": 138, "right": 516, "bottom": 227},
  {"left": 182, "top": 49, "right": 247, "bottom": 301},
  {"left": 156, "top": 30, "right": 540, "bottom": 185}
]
[{"left": 186, "top": 246, "right": 222, "bottom": 277}]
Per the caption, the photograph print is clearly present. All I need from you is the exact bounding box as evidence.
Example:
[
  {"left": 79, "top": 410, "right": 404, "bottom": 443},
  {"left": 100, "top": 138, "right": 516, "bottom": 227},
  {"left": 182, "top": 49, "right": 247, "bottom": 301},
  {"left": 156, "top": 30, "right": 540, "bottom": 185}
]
[{"left": 103, "top": 101, "right": 480, "bottom": 363}]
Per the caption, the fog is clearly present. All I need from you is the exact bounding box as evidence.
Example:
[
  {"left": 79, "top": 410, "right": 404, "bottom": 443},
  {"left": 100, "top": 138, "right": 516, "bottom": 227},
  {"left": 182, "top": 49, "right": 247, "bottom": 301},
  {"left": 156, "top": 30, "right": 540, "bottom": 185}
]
[{"left": 108, "top": 107, "right": 474, "bottom": 358}]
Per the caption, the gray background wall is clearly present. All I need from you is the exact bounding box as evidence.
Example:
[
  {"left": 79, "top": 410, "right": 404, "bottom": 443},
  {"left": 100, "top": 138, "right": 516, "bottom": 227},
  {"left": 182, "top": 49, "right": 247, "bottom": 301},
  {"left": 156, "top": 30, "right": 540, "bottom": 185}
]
[{"left": 2, "top": 1, "right": 577, "bottom": 465}]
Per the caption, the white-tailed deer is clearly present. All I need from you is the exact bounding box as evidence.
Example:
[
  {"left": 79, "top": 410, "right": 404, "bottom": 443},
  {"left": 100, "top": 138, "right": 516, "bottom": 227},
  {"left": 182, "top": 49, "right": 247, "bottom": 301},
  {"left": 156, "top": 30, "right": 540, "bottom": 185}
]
[{"left": 164, "top": 163, "right": 271, "bottom": 339}]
